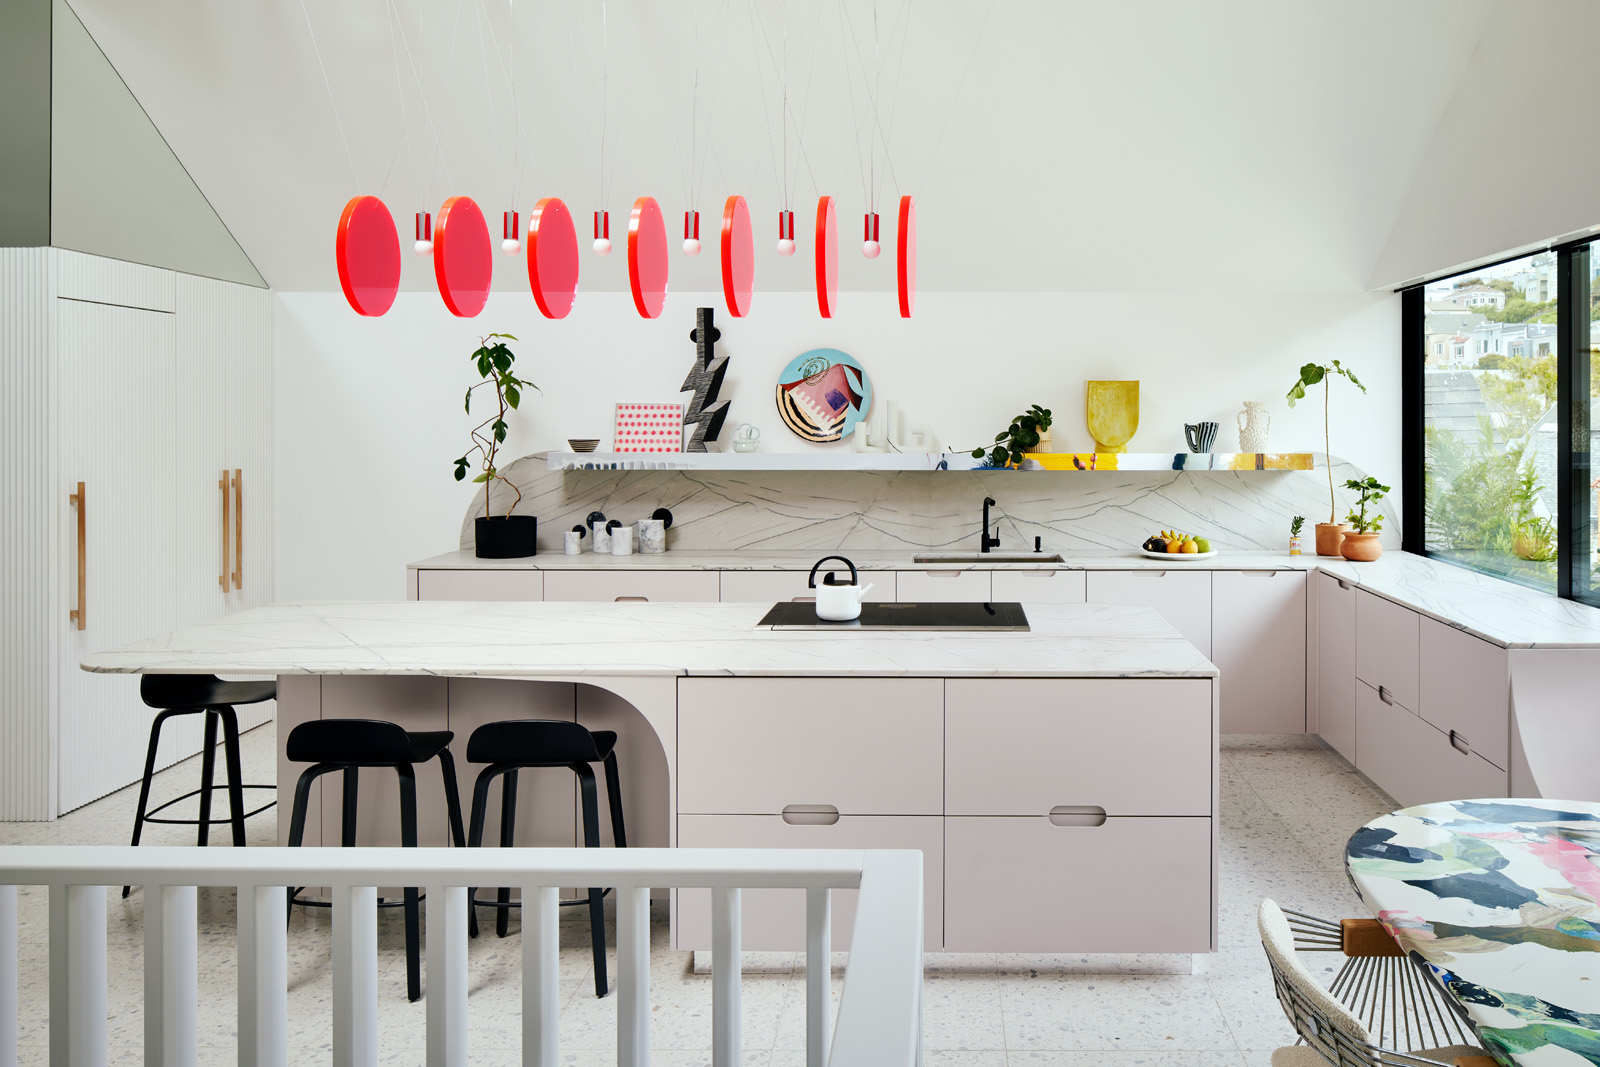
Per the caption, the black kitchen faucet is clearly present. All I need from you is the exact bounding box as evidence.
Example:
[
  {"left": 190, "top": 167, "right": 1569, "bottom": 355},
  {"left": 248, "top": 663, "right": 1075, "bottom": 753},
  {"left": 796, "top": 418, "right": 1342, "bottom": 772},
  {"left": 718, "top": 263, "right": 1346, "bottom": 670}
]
[{"left": 981, "top": 496, "right": 1001, "bottom": 553}]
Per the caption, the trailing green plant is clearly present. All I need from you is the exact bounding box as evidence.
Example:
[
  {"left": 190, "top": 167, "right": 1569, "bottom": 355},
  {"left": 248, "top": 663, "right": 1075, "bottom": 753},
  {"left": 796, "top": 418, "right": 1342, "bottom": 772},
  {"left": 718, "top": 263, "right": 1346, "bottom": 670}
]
[
  {"left": 453, "top": 333, "right": 539, "bottom": 518},
  {"left": 1290, "top": 515, "right": 1305, "bottom": 537},
  {"left": 1286, "top": 360, "right": 1365, "bottom": 524},
  {"left": 1343, "top": 476, "right": 1389, "bottom": 534},
  {"left": 968, "top": 405, "right": 1053, "bottom": 468}
]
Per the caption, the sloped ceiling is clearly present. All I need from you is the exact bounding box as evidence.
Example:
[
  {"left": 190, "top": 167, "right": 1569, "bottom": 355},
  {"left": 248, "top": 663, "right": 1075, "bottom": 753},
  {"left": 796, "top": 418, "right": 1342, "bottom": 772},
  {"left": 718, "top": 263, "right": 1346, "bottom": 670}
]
[{"left": 66, "top": 0, "right": 1494, "bottom": 294}]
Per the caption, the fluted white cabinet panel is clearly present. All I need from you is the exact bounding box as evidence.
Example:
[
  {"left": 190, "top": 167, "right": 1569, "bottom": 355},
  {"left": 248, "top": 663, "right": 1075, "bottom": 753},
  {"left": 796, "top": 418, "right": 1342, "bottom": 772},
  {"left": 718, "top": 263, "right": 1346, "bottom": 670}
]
[
  {"left": 53, "top": 248, "right": 175, "bottom": 312},
  {"left": 0, "top": 249, "right": 58, "bottom": 820},
  {"left": 56, "top": 298, "right": 180, "bottom": 813}
]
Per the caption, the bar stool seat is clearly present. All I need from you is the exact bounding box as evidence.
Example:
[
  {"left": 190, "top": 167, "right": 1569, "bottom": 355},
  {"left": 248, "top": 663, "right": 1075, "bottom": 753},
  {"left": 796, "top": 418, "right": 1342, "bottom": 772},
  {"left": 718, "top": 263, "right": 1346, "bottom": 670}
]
[
  {"left": 284, "top": 718, "right": 468, "bottom": 1003},
  {"left": 124, "top": 674, "right": 277, "bottom": 898},
  {"left": 465, "top": 720, "right": 626, "bottom": 998}
]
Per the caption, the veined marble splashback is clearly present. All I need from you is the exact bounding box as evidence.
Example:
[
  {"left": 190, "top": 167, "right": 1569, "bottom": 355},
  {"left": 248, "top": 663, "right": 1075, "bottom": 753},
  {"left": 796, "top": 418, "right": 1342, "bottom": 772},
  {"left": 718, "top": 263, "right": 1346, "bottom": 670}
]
[{"left": 462, "top": 452, "right": 1397, "bottom": 554}]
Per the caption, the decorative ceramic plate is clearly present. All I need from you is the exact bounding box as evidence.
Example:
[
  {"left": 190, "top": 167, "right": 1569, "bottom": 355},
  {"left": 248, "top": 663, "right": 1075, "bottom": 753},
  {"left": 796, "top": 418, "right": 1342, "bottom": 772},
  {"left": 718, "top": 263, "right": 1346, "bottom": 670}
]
[
  {"left": 1139, "top": 548, "right": 1218, "bottom": 561},
  {"left": 775, "top": 349, "right": 873, "bottom": 443}
]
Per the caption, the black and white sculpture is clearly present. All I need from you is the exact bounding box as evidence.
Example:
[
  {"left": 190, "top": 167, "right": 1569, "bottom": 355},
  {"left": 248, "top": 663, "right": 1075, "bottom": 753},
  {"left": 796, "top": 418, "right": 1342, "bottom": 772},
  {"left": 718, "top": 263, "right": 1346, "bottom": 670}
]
[{"left": 680, "top": 307, "right": 731, "bottom": 452}]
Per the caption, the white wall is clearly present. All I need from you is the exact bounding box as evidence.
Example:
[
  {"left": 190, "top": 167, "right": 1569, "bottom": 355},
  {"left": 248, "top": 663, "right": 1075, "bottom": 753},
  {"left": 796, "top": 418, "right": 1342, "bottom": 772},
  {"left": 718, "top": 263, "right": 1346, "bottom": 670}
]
[{"left": 274, "top": 288, "right": 1399, "bottom": 601}]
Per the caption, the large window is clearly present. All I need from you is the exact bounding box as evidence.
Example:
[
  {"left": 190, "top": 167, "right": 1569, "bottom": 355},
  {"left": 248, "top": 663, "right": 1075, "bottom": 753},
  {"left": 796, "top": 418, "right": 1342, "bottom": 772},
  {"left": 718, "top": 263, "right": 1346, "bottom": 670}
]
[{"left": 1406, "top": 238, "right": 1600, "bottom": 605}]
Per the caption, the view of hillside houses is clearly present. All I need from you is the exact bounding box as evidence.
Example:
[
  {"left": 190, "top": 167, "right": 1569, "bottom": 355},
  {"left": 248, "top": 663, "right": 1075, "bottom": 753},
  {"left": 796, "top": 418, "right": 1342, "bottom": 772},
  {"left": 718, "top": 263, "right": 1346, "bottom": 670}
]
[{"left": 1423, "top": 251, "right": 1600, "bottom": 591}]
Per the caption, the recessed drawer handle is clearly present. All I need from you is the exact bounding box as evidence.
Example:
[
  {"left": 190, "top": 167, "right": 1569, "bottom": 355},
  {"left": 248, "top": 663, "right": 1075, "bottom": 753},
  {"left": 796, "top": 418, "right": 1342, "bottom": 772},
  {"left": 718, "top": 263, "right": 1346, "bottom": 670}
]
[
  {"left": 1130, "top": 571, "right": 1167, "bottom": 578},
  {"left": 614, "top": 596, "right": 649, "bottom": 602},
  {"left": 924, "top": 570, "right": 963, "bottom": 578},
  {"left": 1241, "top": 571, "right": 1278, "bottom": 578},
  {"left": 1048, "top": 805, "right": 1107, "bottom": 827},
  {"left": 791, "top": 596, "right": 816, "bottom": 603},
  {"left": 782, "top": 805, "right": 840, "bottom": 826},
  {"left": 1020, "top": 569, "right": 1057, "bottom": 577},
  {"left": 1335, "top": 578, "right": 1352, "bottom": 590},
  {"left": 1377, "top": 685, "right": 1395, "bottom": 706},
  {"left": 1449, "top": 730, "right": 1471, "bottom": 756}
]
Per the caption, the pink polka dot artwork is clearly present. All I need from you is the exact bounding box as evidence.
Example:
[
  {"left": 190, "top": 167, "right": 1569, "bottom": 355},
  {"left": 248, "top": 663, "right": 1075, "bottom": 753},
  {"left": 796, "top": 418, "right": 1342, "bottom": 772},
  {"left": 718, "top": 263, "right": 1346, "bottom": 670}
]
[{"left": 613, "top": 403, "right": 684, "bottom": 453}]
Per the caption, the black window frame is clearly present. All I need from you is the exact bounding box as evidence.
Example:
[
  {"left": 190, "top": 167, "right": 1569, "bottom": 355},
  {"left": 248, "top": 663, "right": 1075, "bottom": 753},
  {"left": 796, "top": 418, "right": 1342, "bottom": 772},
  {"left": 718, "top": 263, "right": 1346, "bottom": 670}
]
[{"left": 1403, "top": 235, "right": 1598, "bottom": 605}]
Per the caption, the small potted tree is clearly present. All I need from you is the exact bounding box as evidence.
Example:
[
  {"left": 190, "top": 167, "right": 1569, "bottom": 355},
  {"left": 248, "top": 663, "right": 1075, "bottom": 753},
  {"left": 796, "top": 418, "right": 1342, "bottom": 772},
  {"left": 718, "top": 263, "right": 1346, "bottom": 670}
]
[
  {"left": 455, "top": 333, "right": 540, "bottom": 558},
  {"left": 1289, "top": 515, "right": 1305, "bottom": 556},
  {"left": 1286, "top": 360, "right": 1365, "bottom": 556},
  {"left": 1338, "top": 477, "right": 1389, "bottom": 562}
]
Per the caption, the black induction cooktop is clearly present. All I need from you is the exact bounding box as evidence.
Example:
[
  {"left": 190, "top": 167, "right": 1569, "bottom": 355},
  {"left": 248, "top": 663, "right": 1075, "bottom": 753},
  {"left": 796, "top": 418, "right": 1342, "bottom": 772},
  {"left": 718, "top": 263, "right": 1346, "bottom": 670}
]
[{"left": 757, "top": 601, "right": 1030, "bottom": 631}]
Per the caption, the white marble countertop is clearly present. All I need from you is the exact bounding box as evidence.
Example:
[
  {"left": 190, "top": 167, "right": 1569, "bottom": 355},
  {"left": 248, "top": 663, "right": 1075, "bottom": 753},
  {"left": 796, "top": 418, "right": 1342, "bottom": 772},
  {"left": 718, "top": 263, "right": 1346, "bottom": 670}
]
[
  {"left": 410, "top": 548, "right": 1600, "bottom": 649},
  {"left": 80, "top": 601, "right": 1217, "bottom": 680}
]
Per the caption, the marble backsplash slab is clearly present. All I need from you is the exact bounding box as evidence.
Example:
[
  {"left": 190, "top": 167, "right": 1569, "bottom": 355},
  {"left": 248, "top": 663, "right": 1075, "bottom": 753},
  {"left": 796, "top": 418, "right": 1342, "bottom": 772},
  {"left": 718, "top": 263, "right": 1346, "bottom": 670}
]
[{"left": 461, "top": 452, "right": 1397, "bottom": 555}]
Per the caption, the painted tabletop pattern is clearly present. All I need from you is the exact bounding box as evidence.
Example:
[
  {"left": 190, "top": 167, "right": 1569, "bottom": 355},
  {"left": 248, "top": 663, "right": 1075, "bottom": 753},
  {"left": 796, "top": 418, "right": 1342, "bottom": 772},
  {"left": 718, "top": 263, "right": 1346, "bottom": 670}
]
[{"left": 1346, "top": 799, "right": 1600, "bottom": 1066}]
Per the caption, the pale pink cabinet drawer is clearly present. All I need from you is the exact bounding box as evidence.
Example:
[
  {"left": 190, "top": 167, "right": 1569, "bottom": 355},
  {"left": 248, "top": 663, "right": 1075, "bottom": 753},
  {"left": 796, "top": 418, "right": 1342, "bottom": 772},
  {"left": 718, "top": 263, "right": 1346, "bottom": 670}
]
[
  {"left": 1211, "top": 570, "right": 1306, "bottom": 733},
  {"left": 676, "top": 678, "right": 943, "bottom": 815},
  {"left": 990, "top": 569, "right": 1087, "bottom": 603},
  {"left": 1419, "top": 617, "right": 1509, "bottom": 770},
  {"left": 1086, "top": 570, "right": 1212, "bottom": 658},
  {"left": 718, "top": 570, "right": 892, "bottom": 603},
  {"left": 675, "top": 814, "right": 943, "bottom": 950},
  {"left": 1316, "top": 572, "right": 1357, "bottom": 764},
  {"left": 894, "top": 569, "right": 993, "bottom": 602},
  {"left": 1355, "top": 590, "right": 1418, "bottom": 711},
  {"left": 945, "top": 679, "right": 1211, "bottom": 816},
  {"left": 415, "top": 568, "right": 544, "bottom": 601},
  {"left": 543, "top": 570, "right": 719, "bottom": 602},
  {"left": 944, "top": 815, "right": 1212, "bottom": 952},
  {"left": 1355, "top": 680, "right": 1506, "bottom": 809}
]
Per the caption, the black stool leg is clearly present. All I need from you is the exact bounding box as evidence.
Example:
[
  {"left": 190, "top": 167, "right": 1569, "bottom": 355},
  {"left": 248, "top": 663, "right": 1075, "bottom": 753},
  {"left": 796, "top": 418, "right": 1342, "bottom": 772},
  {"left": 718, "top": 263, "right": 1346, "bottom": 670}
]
[
  {"left": 466, "top": 767, "right": 502, "bottom": 940},
  {"left": 218, "top": 705, "right": 247, "bottom": 848},
  {"left": 124, "top": 708, "right": 182, "bottom": 898},
  {"left": 341, "top": 767, "right": 360, "bottom": 847},
  {"left": 397, "top": 764, "right": 421, "bottom": 1003},
  {"left": 497, "top": 770, "right": 518, "bottom": 938},
  {"left": 603, "top": 751, "right": 627, "bottom": 849},
  {"left": 195, "top": 709, "right": 220, "bottom": 847},
  {"left": 286, "top": 764, "right": 326, "bottom": 921},
  {"left": 436, "top": 749, "right": 468, "bottom": 849},
  {"left": 576, "top": 763, "right": 609, "bottom": 997}
]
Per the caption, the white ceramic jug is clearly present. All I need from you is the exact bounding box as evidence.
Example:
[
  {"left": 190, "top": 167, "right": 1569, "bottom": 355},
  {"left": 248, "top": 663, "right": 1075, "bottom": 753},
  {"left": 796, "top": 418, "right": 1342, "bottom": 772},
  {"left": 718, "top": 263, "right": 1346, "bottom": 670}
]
[
  {"left": 807, "top": 555, "right": 875, "bottom": 622},
  {"left": 1237, "top": 401, "right": 1271, "bottom": 452}
]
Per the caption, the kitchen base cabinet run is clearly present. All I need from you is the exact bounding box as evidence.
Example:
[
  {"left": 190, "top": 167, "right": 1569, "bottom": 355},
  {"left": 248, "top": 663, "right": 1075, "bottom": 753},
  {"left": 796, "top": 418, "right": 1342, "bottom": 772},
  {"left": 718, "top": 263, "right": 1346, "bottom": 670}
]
[{"left": 944, "top": 816, "right": 1213, "bottom": 952}]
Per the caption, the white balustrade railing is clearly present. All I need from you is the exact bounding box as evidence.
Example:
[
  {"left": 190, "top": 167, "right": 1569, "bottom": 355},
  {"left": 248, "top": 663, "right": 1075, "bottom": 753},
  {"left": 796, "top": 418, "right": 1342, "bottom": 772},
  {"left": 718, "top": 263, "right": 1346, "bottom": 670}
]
[{"left": 0, "top": 845, "right": 924, "bottom": 1067}]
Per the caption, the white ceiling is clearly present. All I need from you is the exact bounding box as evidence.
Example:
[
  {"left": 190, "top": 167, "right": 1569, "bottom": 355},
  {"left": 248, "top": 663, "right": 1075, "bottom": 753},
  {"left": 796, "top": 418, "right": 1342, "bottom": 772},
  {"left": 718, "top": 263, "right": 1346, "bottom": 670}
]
[{"left": 67, "top": 0, "right": 1504, "bottom": 294}]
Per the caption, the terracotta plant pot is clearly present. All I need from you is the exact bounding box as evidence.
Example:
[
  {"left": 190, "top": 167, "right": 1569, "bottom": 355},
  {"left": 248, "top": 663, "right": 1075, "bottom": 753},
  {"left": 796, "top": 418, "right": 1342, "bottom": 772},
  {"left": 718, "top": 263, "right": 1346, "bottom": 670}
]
[
  {"left": 1339, "top": 531, "right": 1383, "bottom": 562},
  {"left": 1314, "top": 522, "right": 1350, "bottom": 557}
]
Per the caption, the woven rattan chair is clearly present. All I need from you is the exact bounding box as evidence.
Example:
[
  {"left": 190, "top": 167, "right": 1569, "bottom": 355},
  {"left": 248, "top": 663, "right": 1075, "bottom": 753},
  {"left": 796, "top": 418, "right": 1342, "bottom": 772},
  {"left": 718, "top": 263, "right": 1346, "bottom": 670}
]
[{"left": 1259, "top": 898, "right": 1494, "bottom": 1067}]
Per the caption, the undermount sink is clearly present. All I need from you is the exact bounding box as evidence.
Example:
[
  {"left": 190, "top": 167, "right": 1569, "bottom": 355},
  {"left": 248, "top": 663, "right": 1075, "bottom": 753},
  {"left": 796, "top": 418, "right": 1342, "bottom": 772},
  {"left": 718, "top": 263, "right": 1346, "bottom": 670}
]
[{"left": 911, "top": 553, "right": 1066, "bottom": 564}]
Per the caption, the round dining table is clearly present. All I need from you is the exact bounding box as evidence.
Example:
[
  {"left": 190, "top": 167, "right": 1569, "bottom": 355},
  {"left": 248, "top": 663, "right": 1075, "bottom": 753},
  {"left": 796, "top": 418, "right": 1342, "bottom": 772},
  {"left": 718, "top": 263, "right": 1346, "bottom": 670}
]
[{"left": 1346, "top": 798, "right": 1600, "bottom": 1066}]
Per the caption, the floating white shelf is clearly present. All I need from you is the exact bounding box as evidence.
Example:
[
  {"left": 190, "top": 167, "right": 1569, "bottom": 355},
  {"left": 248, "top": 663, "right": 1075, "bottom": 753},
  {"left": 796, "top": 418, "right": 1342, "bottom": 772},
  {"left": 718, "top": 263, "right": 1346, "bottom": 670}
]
[{"left": 546, "top": 451, "right": 1317, "bottom": 473}]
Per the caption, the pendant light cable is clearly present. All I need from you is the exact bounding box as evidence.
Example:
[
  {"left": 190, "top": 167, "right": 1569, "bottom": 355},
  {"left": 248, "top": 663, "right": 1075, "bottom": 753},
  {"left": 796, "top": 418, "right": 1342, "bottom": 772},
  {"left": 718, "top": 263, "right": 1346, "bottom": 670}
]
[
  {"left": 384, "top": 0, "right": 458, "bottom": 203},
  {"left": 916, "top": 0, "right": 996, "bottom": 191},
  {"left": 298, "top": 0, "right": 361, "bottom": 188}
]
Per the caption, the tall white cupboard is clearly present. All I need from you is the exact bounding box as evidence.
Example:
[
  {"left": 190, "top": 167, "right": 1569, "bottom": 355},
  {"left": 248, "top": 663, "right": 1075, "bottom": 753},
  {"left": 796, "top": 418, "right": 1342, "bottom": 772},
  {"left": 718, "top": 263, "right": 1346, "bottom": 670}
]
[{"left": 1, "top": 248, "right": 273, "bottom": 819}]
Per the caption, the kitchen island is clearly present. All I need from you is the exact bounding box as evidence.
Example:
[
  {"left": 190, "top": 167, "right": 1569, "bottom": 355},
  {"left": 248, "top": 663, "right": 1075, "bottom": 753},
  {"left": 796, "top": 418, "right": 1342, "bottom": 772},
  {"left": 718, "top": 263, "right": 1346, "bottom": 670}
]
[{"left": 83, "top": 600, "right": 1219, "bottom": 953}]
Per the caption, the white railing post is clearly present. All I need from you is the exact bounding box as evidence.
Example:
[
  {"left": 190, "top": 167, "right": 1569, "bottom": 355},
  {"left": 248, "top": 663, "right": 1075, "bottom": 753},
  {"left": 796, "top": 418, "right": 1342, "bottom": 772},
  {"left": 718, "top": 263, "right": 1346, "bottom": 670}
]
[
  {"left": 712, "top": 887, "right": 741, "bottom": 1067},
  {"left": 425, "top": 885, "right": 468, "bottom": 1067},
  {"left": 144, "top": 884, "right": 198, "bottom": 1067},
  {"left": 826, "top": 852, "right": 924, "bottom": 1067},
  {"left": 0, "top": 884, "right": 15, "bottom": 1067},
  {"left": 237, "top": 884, "right": 288, "bottom": 1067},
  {"left": 48, "top": 883, "right": 106, "bottom": 1067},
  {"left": 617, "top": 885, "right": 651, "bottom": 1067},
  {"left": 332, "top": 885, "right": 378, "bottom": 1067},
  {"left": 522, "top": 886, "right": 559, "bottom": 1067},
  {"left": 805, "top": 887, "right": 831, "bottom": 1067}
]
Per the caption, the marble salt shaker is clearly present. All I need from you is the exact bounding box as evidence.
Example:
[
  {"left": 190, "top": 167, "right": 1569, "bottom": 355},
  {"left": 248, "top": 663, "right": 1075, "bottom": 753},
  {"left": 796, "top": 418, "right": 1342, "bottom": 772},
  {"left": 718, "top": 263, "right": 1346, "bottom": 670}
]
[
  {"left": 611, "top": 524, "right": 634, "bottom": 555},
  {"left": 638, "top": 518, "right": 666, "bottom": 554},
  {"left": 590, "top": 520, "right": 611, "bottom": 554}
]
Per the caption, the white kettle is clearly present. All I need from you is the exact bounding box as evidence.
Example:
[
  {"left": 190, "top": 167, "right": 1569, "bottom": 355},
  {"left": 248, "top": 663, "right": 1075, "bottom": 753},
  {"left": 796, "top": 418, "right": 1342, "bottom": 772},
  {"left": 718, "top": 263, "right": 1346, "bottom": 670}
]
[{"left": 808, "top": 555, "right": 875, "bottom": 621}]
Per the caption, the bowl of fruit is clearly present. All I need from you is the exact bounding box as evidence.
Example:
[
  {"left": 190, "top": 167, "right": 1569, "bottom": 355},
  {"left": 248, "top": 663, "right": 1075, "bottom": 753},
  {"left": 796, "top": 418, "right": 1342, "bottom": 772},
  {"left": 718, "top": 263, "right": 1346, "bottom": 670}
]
[{"left": 1140, "top": 531, "right": 1216, "bottom": 559}]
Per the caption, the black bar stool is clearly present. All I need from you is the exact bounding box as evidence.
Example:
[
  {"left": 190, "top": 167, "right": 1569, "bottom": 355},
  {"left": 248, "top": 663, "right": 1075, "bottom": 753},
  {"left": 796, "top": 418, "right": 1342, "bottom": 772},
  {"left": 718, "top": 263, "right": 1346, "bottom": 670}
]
[
  {"left": 284, "top": 719, "right": 468, "bottom": 1003},
  {"left": 124, "top": 674, "right": 278, "bottom": 897},
  {"left": 465, "top": 720, "right": 626, "bottom": 998}
]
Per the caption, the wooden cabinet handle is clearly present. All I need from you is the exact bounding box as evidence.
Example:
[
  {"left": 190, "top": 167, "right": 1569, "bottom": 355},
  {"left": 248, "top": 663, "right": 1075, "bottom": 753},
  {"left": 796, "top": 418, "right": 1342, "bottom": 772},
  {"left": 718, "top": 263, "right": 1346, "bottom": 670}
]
[
  {"left": 232, "top": 469, "right": 242, "bottom": 590},
  {"left": 219, "top": 471, "right": 230, "bottom": 590},
  {"left": 68, "top": 482, "right": 85, "bottom": 630},
  {"left": 1048, "top": 805, "right": 1107, "bottom": 827}
]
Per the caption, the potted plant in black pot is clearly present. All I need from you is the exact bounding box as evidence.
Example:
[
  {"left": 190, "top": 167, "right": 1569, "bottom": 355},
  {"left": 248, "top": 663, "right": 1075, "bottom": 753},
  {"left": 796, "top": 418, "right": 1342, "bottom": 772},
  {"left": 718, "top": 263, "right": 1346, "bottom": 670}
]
[{"left": 455, "top": 333, "right": 540, "bottom": 558}]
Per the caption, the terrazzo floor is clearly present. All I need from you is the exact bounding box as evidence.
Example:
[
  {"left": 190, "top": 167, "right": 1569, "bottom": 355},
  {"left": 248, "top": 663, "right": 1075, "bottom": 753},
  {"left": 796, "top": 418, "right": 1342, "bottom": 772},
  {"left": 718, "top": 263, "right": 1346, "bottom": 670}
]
[{"left": 1, "top": 724, "right": 1399, "bottom": 1067}]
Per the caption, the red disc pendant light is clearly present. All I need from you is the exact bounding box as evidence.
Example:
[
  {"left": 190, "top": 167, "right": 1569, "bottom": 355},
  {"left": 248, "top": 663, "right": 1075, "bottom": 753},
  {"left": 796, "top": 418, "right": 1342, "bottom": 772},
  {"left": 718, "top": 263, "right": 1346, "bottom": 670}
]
[
  {"left": 815, "top": 195, "right": 839, "bottom": 319},
  {"left": 720, "top": 195, "right": 753, "bottom": 318},
  {"left": 628, "top": 196, "right": 669, "bottom": 319},
  {"left": 434, "top": 196, "right": 493, "bottom": 317},
  {"left": 527, "top": 197, "right": 579, "bottom": 319},
  {"left": 335, "top": 195, "right": 400, "bottom": 317},
  {"left": 896, "top": 194, "right": 917, "bottom": 318}
]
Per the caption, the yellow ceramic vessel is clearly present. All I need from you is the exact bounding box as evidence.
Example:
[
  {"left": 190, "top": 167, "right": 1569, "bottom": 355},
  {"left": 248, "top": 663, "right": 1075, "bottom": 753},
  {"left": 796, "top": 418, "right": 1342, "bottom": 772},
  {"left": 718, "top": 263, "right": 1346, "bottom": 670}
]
[{"left": 1085, "top": 380, "right": 1140, "bottom": 453}]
